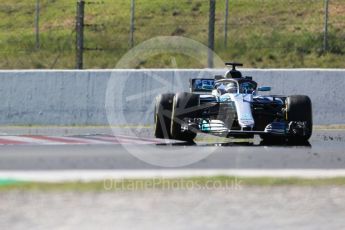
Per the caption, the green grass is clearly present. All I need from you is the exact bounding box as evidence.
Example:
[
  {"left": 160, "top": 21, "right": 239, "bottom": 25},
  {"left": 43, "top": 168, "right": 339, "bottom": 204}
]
[
  {"left": 1, "top": 0, "right": 345, "bottom": 69},
  {"left": 1, "top": 176, "right": 345, "bottom": 192},
  {"left": 0, "top": 179, "right": 21, "bottom": 186}
]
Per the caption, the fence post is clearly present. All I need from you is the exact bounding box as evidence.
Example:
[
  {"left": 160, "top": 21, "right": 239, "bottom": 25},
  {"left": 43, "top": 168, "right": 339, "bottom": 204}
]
[
  {"left": 208, "top": 0, "right": 216, "bottom": 68},
  {"left": 323, "top": 0, "right": 329, "bottom": 52},
  {"left": 224, "top": 0, "right": 229, "bottom": 48},
  {"left": 76, "top": 0, "right": 85, "bottom": 69},
  {"left": 35, "top": 0, "right": 40, "bottom": 49},
  {"left": 129, "top": 0, "right": 135, "bottom": 48}
]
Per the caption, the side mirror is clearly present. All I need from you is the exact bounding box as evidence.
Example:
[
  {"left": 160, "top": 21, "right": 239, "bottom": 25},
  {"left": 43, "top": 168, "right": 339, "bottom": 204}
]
[{"left": 257, "top": 86, "right": 271, "bottom": 92}]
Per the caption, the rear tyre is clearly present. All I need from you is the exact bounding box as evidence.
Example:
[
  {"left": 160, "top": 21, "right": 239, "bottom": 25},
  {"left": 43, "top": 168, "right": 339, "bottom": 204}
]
[
  {"left": 170, "top": 92, "right": 199, "bottom": 142},
  {"left": 154, "top": 93, "right": 175, "bottom": 139},
  {"left": 285, "top": 95, "right": 313, "bottom": 142}
]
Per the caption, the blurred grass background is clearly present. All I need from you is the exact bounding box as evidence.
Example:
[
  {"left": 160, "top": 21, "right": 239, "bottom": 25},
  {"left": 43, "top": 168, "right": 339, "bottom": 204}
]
[
  {"left": 2, "top": 176, "right": 345, "bottom": 191},
  {"left": 0, "top": 0, "right": 345, "bottom": 69}
]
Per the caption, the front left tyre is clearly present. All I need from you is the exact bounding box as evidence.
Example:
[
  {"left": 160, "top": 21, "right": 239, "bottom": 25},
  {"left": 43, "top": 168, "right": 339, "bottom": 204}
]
[
  {"left": 260, "top": 95, "right": 312, "bottom": 144},
  {"left": 285, "top": 95, "right": 313, "bottom": 142}
]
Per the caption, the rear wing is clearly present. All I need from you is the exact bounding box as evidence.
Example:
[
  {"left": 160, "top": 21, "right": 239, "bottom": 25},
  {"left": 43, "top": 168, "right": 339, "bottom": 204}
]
[{"left": 189, "top": 79, "right": 215, "bottom": 93}]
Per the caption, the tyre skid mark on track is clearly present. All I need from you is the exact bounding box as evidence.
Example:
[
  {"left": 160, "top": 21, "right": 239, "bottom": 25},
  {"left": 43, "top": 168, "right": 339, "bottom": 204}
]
[
  {"left": 72, "top": 135, "right": 150, "bottom": 145},
  {"left": 95, "top": 134, "right": 164, "bottom": 144},
  {"left": 0, "top": 135, "right": 166, "bottom": 146}
]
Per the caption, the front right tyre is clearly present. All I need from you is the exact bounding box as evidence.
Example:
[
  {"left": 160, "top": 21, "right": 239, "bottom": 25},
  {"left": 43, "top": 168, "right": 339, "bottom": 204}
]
[
  {"left": 154, "top": 93, "right": 175, "bottom": 139},
  {"left": 170, "top": 92, "right": 199, "bottom": 142}
]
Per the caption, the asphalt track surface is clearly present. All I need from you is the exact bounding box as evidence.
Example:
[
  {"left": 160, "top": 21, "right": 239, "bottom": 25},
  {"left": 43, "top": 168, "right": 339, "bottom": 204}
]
[{"left": 0, "top": 129, "right": 344, "bottom": 170}]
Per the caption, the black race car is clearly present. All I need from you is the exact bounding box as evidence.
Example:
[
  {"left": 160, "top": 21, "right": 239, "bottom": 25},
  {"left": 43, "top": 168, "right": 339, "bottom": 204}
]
[{"left": 154, "top": 63, "right": 312, "bottom": 143}]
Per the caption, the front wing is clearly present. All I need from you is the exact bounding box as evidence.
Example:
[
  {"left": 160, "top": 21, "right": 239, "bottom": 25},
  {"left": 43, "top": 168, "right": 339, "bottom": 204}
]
[{"left": 183, "top": 120, "right": 309, "bottom": 137}]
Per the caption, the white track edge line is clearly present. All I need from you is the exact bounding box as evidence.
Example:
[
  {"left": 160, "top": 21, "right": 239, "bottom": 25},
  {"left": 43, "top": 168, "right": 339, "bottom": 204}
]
[{"left": 2, "top": 169, "right": 345, "bottom": 182}]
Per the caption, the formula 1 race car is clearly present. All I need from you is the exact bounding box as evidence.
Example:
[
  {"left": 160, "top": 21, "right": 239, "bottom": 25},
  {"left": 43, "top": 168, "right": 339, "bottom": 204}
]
[{"left": 154, "top": 62, "right": 312, "bottom": 143}]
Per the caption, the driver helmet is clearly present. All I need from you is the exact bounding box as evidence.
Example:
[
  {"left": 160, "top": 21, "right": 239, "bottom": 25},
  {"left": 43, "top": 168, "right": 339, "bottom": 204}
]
[
  {"left": 225, "top": 82, "right": 238, "bottom": 93},
  {"left": 217, "top": 83, "right": 227, "bottom": 94}
]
